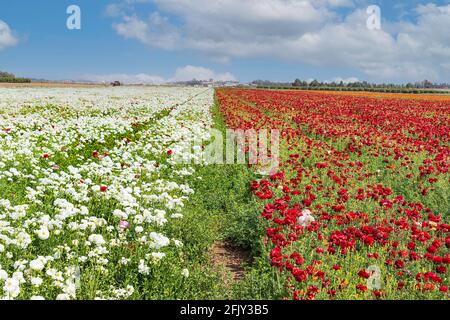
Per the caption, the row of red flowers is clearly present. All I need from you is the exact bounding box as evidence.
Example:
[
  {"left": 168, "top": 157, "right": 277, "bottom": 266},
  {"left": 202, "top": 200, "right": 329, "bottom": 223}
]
[{"left": 217, "top": 88, "right": 450, "bottom": 300}]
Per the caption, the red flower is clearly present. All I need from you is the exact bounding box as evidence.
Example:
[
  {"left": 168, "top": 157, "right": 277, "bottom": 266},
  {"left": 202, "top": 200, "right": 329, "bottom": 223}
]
[
  {"left": 43, "top": 153, "right": 50, "bottom": 159},
  {"left": 445, "top": 237, "right": 450, "bottom": 249},
  {"left": 292, "top": 268, "right": 307, "bottom": 282},
  {"left": 407, "top": 242, "right": 416, "bottom": 250},
  {"left": 427, "top": 245, "right": 438, "bottom": 254},
  {"left": 373, "top": 291, "right": 383, "bottom": 299},
  {"left": 167, "top": 150, "right": 173, "bottom": 155},
  {"left": 332, "top": 265, "right": 341, "bottom": 271},
  {"left": 364, "top": 236, "right": 375, "bottom": 246},
  {"left": 436, "top": 266, "right": 447, "bottom": 274},
  {"left": 356, "top": 284, "right": 367, "bottom": 293},
  {"left": 395, "top": 260, "right": 405, "bottom": 269},
  {"left": 358, "top": 269, "right": 371, "bottom": 279},
  {"left": 99, "top": 186, "right": 108, "bottom": 192}
]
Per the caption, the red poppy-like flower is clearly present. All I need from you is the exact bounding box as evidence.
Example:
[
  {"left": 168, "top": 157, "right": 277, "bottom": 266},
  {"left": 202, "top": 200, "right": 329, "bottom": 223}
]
[
  {"left": 358, "top": 270, "right": 371, "bottom": 279},
  {"left": 406, "top": 242, "right": 415, "bottom": 251},
  {"left": 373, "top": 291, "right": 383, "bottom": 299},
  {"left": 292, "top": 268, "right": 307, "bottom": 282},
  {"left": 364, "top": 236, "right": 375, "bottom": 246},
  {"left": 395, "top": 260, "right": 405, "bottom": 269},
  {"left": 99, "top": 185, "right": 108, "bottom": 192},
  {"left": 167, "top": 150, "right": 173, "bottom": 155},
  {"left": 436, "top": 266, "right": 447, "bottom": 274},
  {"left": 315, "top": 162, "right": 328, "bottom": 169},
  {"left": 332, "top": 265, "right": 341, "bottom": 271},
  {"left": 445, "top": 237, "right": 450, "bottom": 249},
  {"left": 427, "top": 245, "right": 438, "bottom": 254},
  {"left": 43, "top": 153, "right": 50, "bottom": 159},
  {"left": 356, "top": 284, "right": 367, "bottom": 293}
]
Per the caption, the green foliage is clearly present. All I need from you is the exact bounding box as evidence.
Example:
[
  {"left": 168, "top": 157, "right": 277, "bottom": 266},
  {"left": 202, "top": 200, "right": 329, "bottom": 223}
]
[{"left": 0, "top": 77, "right": 31, "bottom": 83}]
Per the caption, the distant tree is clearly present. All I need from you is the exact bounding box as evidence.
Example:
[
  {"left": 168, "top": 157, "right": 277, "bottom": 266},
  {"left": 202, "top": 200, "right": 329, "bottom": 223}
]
[
  {"left": 0, "top": 71, "right": 15, "bottom": 78},
  {"left": 422, "top": 79, "right": 433, "bottom": 89},
  {"left": 0, "top": 70, "right": 31, "bottom": 83}
]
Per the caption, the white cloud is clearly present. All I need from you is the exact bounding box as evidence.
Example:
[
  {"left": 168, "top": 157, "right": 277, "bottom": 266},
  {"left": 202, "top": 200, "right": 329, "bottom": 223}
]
[
  {"left": 327, "top": 77, "right": 359, "bottom": 84},
  {"left": 109, "top": 1, "right": 450, "bottom": 81},
  {"left": 0, "top": 20, "right": 18, "bottom": 50},
  {"left": 170, "top": 65, "right": 236, "bottom": 82},
  {"left": 82, "top": 66, "right": 237, "bottom": 84},
  {"left": 113, "top": 13, "right": 179, "bottom": 49},
  {"left": 110, "top": 0, "right": 339, "bottom": 56},
  {"left": 83, "top": 73, "right": 165, "bottom": 84}
]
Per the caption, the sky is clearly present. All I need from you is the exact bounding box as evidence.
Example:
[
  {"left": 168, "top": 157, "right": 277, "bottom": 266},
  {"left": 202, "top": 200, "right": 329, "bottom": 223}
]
[{"left": 0, "top": 0, "right": 449, "bottom": 84}]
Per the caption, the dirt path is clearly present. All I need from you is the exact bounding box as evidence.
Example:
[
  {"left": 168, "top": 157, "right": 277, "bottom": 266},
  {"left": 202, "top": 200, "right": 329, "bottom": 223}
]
[{"left": 210, "top": 242, "right": 252, "bottom": 288}]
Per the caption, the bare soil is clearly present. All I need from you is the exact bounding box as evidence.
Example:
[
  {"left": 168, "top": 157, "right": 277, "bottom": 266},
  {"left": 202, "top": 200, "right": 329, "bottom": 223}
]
[{"left": 210, "top": 242, "right": 252, "bottom": 287}]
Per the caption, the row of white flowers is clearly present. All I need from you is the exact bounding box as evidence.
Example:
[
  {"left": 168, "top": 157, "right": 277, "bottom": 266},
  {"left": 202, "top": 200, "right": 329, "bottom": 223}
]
[{"left": 0, "top": 86, "right": 213, "bottom": 299}]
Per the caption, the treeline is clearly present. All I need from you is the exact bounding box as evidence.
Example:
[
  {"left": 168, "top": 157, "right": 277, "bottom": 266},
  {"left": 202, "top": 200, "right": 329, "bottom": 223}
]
[
  {"left": 255, "top": 85, "right": 446, "bottom": 94},
  {"left": 291, "top": 79, "right": 450, "bottom": 89},
  {"left": 251, "top": 78, "right": 450, "bottom": 94},
  {"left": 0, "top": 71, "right": 31, "bottom": 83}
]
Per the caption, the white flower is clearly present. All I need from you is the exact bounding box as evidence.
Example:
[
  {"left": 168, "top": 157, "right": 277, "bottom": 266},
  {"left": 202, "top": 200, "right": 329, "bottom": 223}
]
[
  {"left": 151, "top": 252, "right": 166, "bottom": 261},
  {"left": 88, "top": 234, "right": 106, "bottom": 246},
  {"left": 37, "top": 227, "right": 50, "bottom": 240},
  {"left": 29, "top": 259, "right": 45, "bottom": 271},
  {"left": 138, "top": 260, "right": 150, "bottom": 275},
  {"left": 149, "top": 232, "right": 170, "bottom": 249},
  {"left": 297, "top": 209, "right": 315, "bottom": 227},
  {"left": 174, "top": 240, "right": 183, "bottom": 247},
  {"left": 30, "top": 296, "right": 45, "bottom": 300},
  {"left": 30, "top": 277, "right": 43, "bottom": 287},
  {"left": 181, "top": 268, "right": 189, "bottom": 278},
  {"left": 56, "top": 293, "right": 71, "bottom": 300},
  {"left": 3, "top": 278, "right": 20, "bottom": 297},
  {"left": 0, "top": 270, "right": 8, "bottom": 281}
]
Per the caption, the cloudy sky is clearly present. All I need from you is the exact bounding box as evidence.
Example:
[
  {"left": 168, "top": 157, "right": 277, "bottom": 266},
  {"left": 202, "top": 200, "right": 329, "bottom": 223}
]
[{"left": 0, "top": 0, "right": 449, "bottom": 83}]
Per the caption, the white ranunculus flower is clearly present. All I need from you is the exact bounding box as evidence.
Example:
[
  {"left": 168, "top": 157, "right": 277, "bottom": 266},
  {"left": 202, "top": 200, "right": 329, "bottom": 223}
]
[
  {"left": 181, "top": 268, "right": 189, "bottom": 278},
  {"left": 29, "top": 261, "right": 44, "bottom": 272},
  {"left": 56, "top": 293, "right": 71, "bottom": 300},
  {"left": 3, "top": 278, "right": 20, "bottom": 297},
  {"left": 0, "top": 270, "right": 8, "bottom": 281},
  {"left": 37, "top": 228, "right": 50, "bottom": 240},
  {"left": 297, "top": 209, "right": 315, "bottom": 227}
]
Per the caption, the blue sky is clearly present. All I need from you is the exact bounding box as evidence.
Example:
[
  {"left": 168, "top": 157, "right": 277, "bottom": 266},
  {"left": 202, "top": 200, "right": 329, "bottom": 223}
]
[{"left": 0, "top": 0, "right": 449, "bottom": 83}]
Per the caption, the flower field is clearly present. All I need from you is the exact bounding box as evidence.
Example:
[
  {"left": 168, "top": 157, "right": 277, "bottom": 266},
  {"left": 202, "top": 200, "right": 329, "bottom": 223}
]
[
  {"left": 0, "top": 86, "right": 216, "bottom": 300},
  {"left": 217, "top": 88, "right": 450, "bottom": 300},
  {"left": 1, "top": 85, "right": 449, "bottom": 300}
]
